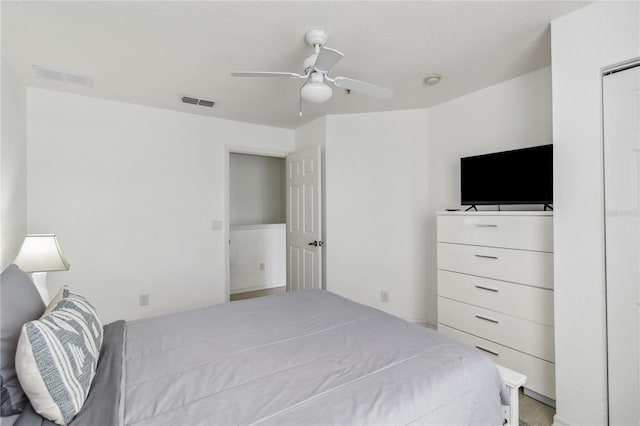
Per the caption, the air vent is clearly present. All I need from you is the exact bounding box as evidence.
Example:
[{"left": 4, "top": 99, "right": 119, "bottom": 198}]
[
  {"left": 33, "top": 65, "right": 93, "bottom": 87},
  {"left": 198, "top": 99, "right": 215, "bottom": 108},
  {"left": 181, "top": 96, "right": 198, "bottom": 105},
  {"left": 64, "top": 74, "right": 92, "bottom": 86},
  {"left": 181, "top": 96, "right": 215, "bottom": 108}
]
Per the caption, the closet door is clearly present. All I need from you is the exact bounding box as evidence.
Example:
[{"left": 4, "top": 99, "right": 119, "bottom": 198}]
[{"left": 603, "top": 63, "right": 640, "bottom": 425}]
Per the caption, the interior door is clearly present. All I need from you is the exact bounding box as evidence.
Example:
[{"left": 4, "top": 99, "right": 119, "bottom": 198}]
[
  {"left": 286, "top": 146, "right": 322, "bottom": 291},
  {"left": 603, "top": 63, "right": 640, "bottom": 425}
]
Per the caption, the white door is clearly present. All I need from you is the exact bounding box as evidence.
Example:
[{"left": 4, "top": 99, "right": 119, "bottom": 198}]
[
  {"left": 603, "top": 63, "right": 640, "bottom": 425},
  {"left": 286, "top": 146, "right": 322, "bottom": 291}
]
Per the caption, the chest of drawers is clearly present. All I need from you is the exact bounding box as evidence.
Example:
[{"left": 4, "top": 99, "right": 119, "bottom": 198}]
[{"left": 437, "top": 211, "right": 555, "bottom": 402}]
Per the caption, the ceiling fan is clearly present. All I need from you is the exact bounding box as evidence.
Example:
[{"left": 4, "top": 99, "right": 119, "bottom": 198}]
[{"left": 231, "top": 29, "right": 393, "bottom": 116}]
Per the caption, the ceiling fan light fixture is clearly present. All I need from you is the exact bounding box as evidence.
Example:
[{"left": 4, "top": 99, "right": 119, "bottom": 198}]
[
  {"left": 301, "top": 81, "right": 333, "bottom": 103},
  {"left": 231, "top": 29, "right": 393, "bottom": 111}
]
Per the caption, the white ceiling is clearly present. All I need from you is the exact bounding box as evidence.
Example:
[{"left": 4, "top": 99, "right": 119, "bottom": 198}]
[{"left": 2, "top": 1, "right": 590, "bottom": 129}]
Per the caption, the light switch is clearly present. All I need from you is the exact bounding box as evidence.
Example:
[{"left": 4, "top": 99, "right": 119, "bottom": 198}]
[{"left": 211, "top": 220, "right": 223, "bottom": 230}]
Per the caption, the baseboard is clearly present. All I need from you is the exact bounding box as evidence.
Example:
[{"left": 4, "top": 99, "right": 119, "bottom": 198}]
[
  {"left": 523, "top": 387, "right": 555, "bottom": 408},
  {"left": 409, "top": 321, "right": 437, "bottom": 330},
  {"left": 230, "top": 282, "right": 285, "bottom": 295},
  {"left": 552, "top": 413, "right": 573, "bottom": 426}
]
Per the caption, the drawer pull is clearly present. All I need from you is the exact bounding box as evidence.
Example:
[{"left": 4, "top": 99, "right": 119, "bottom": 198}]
[
  {"left": 474, "top": 224, "right": 498, "bottom": 228},
  {"left": 475, "top": 254, "right": 499, "bottom": 260},
  {"left": 475, "top": 285, "right": 498, "bottom": 293},
  {"left": 475, "top": 346, "right": 499, "bottom": 357},
  {"left": 475, "top": 314, "right": 499, "bottom": 324}
]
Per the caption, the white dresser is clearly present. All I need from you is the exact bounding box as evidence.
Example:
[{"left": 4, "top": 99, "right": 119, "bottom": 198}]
[{"left": 436, "top": 211, "right": 555, "bottom": 402}]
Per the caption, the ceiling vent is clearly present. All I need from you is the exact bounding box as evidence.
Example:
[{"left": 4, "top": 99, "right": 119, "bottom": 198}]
[
  {"left": 33, "top": 65, "right": 93, "bottom": 87},
  {"left": 198, "top": 99, "right": 215, "bottom": 108},
  {"left": 181, "top": 96, "right": 215, "bottom": 108}
]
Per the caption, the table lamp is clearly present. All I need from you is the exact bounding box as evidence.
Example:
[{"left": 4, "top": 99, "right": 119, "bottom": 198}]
[{"left": 13, "top": 234, "right": 70, "bottom": 304}]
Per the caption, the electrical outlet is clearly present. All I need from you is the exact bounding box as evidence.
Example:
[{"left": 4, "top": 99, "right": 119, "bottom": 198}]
[
  {"left": 139, "top": 293, "right": 150, "bottom": 306},
  {"left": 380, "top": 291, "right": 390, "bottom": 303},
  {"left": 259, "top": 262, "right": 265, "bottom": 272}
]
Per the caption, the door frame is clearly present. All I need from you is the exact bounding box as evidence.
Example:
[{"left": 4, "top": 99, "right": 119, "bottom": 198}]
[{"left": 224, "top": 145, "right": 291, "bottom": 302}]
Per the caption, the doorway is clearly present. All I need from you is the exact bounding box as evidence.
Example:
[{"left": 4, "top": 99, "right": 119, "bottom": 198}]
[
  {"left": 225, "top": 146, "right": 324, "bottom": 302},
  {"left": 229, "top": 152, "right": 287, "bottom": 300}
]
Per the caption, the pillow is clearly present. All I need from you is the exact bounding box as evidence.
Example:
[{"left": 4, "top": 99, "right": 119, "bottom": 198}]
[
  {"left": 42, "top": 286, "right": 68, "bottom": 317},
  {"left": 15, "top": 290, "right": 102, "bottom": 425},
  {"left": 0, "top": 265, "right": 46, "bottom": 416}
]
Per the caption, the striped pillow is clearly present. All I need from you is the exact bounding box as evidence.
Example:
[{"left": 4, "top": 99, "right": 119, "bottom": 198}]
[
  {"left": 43, "top": 286, "right": 78, "bottom": 317},
  {"left": 15, "top": 290, "right": 102, "bottom": 425}
]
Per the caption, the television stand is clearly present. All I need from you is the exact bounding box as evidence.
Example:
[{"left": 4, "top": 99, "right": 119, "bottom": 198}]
[
  {"left": 544, "top": 204, "right": 553, "bottom": 211},
  {"left": 465, "top": 205, "right": 478, "bottom": 212}
]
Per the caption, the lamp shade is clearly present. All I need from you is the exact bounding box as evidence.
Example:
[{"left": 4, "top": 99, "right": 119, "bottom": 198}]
[
  {"left": 301, "top": 81, "right": 333, "bottom": 104},
  {"left": 13, "top": 234, "right": 70, "bottom": 272}
]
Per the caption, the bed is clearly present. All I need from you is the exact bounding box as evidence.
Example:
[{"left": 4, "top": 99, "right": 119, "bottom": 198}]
[{"left": 2, "top": 266, "right": 518, "bottom": 426}]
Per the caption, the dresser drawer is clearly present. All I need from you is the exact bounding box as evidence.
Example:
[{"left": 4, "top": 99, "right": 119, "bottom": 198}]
[
  {"left": 437, "top": 214, "right": 553, "bottom": 252},
  {"left": 438, "top": 270, "right": 554, "bottom": 326},
  {"left": 438, "top": 297, "right": 555, "bottom": 362},
  {"left": 437, "top": 242, "right": 554, "bottom": 289},
  {"left": 438, "top": 324, "right": 555, "bottom": 399}
]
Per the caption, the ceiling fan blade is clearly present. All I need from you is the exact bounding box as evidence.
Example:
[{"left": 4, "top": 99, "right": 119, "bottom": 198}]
[
  {"left": 231, "top": 71, "right": 303, "bottom": 79},
  {"left": 333, "top": 76, "right": 393, "bottom": 100},
  {"left": 314, "top": 47, "right": 344, "bottom": 73}
]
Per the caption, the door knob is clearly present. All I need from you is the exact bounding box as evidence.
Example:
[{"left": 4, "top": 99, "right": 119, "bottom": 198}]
[{"left": 308, "top": 240, "right": 324, "bottom": 247}]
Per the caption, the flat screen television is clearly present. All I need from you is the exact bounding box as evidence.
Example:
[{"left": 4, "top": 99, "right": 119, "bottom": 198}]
[{"left": 460, "top": 144, "right": 553, "bottom": 206}]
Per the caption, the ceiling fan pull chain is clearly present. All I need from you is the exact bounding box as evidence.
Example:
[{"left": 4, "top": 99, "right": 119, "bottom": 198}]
[{"left": 299, "top": 84, "right": 304, "bottom": 117}]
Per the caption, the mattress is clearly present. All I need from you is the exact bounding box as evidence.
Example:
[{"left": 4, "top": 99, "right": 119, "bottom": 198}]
[{"left": 16, "top": 289, "right": 505, "bottom": 425}]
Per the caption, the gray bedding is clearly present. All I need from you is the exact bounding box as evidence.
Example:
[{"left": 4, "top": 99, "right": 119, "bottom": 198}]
[
  {"left": 123, "top": 290, "right": 503, "bottom": 425},
  {"left": 17, "top": 290, "right": 504, "bottom": 425}
]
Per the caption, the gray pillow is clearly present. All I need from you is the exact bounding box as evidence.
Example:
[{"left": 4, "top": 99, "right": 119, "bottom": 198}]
[{"left": 0, "top": 265, "right": 45, "bottom": 416}]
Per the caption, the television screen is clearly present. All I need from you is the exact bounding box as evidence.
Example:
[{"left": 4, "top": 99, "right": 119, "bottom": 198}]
[{"left": 460, "top": 144, "right": 553, "bottom": 206}]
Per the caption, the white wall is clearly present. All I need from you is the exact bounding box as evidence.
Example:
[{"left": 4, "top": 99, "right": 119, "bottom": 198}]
[
  {"left": 27, "top": 88, "right": 293, "bottom": 323},
  {"left": 230, "top": 224, "right": 285, "bottom": 293},
  {"left": 427, "top": 67, "right": 552, "bottom": 325},
  {"left": 325, "top": 109, "right": 431, "bottom": 323},
  {"left": 230, "top": 153, "right": 285, "bottom": 225},
  {"left": 23, "top": 67, "right": 549, "bottom": 327},
  {"left": 1, "top": 60, "right": 27, "bottom": 269},
  {"left": 551, "top": 2, "right": 639, "bottom": 425},
  {"left": 309, "top": 68, "right": 551, "bottom": 326},
  {"left": 294, "top": 116, "right": 326, "bottom": 151}
]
